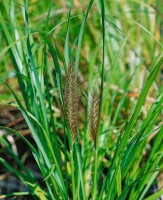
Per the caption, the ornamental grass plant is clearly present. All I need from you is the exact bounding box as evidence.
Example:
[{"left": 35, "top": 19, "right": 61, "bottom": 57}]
[{"left": 0, "top": 0, "right": 163, "bottom": 199}]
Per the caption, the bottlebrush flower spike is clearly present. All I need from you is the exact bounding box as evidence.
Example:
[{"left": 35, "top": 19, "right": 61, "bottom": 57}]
[
  {"left": 64, "top": 65, "right": 78, "bottom": 141},
  {"left": 89, "top": 91, "right": 100, "bottom": 147}
]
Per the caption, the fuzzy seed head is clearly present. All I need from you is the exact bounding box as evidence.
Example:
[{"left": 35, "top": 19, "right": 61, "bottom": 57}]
[
  {"left": 89, "top": 91, "right": 100, "bottom": 146},
  {"left": 64, "top": 66, "right": 78, "bottom": 140}
]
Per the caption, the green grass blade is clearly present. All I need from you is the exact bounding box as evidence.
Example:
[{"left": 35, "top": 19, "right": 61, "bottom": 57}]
[
  {"left": 64, "top": 0, "right": 74, "bottom": 67},
  {"left": 75, "top": 0, "right": 94, "bottom": 69},
  {"left": 118, "top": 56, "right": 163, "bottom": 155},
  {"left": 144, "top": 190, "right": 163, "bottom": 200},
  {"left": 0, "top": 192, "right": 30, "bottom": 199}
]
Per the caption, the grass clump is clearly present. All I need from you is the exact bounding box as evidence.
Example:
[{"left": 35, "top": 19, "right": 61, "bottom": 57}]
[{"left": 0, "top": 0, "right": 163, "bottom": 200}]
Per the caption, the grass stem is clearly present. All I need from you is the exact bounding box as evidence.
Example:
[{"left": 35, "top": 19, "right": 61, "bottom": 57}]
[
  {"left": 92, "top": 149, "right": 98, "bottom": 200},
  {"left": 75, "top": 141, "right": 86, "bottom": 200}
]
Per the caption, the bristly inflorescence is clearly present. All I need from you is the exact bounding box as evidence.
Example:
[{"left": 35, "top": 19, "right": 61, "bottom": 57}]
[
  {"left": 89, "top": 91, "right": 100, "bottom": 147},
  {"left": 64, "top": 65, "right": 78, "bottom": 141}
]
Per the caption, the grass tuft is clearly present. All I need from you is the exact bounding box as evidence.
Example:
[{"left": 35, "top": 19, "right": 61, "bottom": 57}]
[{"left": 0, "top": 0, "right": 163, "bottom": 199}]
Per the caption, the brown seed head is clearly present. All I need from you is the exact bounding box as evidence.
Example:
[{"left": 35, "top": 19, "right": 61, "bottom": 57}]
[
  {"left": 89, "top": 91, "right": 100, "bottom": 146},
  {"left": 64, "top": 65, "right": 78, "bottom": 140}
]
